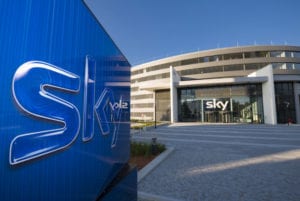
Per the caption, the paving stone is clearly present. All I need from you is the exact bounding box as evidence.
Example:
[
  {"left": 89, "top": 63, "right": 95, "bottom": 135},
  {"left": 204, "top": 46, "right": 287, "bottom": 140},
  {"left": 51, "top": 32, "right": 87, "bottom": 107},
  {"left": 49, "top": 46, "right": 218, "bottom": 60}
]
[{"left": 133, "top": 124, "right": 300, "bottom": 201}]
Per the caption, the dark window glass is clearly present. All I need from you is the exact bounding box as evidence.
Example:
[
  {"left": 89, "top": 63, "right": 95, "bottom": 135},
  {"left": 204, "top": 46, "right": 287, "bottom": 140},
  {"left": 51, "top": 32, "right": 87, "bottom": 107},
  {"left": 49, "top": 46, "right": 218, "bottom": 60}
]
[
  {"left": 270, "top": 51, "right": 283, "bottom": 57},
  {"left": 131, "top": 69, "right": 144, "bottom": 76},
  {"left": 199, "top": 57, "right": 205, "bottom": 63},
  {"left": 245, "top": 63, "right": 268, "bottom": 70},
  {"left": 285, "top": 52, "right": 293, "bottom": 57},
  {"left": 223, "top": 53, "right": 243, "bottom": 60},
  {"left": 245, "top": 64, "right": 259, "bottom": 70},
  {"left": 275, "top": 82, "right": 296, "bottom": 123},
  {"left": 245, "top": 51, "right": 269, "bottom": 58},
  {"left": 293, "top": 52, "right": 300, "bottom": 58},
  {"left": 181, "top": 58, "right": 199, "bottom": 66},
  {"left": 208, "top": 55, "right": 220, "bottom": 62},
  {"left": 203, "top": 57, "right": 209, "bottom": 62},
  {"left": 295, "top": 63, "right": 300, "bottom": 70},
  {"left": 224, "top": 64, "right": 244, "bottom": 71}
]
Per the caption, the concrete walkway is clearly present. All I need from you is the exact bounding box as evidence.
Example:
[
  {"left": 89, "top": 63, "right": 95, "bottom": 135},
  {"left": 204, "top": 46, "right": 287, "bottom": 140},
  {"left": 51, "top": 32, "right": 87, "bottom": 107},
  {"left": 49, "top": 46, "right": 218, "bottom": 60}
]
[{"left": 132, "top": 123, "right": 300, "bottom": 201}]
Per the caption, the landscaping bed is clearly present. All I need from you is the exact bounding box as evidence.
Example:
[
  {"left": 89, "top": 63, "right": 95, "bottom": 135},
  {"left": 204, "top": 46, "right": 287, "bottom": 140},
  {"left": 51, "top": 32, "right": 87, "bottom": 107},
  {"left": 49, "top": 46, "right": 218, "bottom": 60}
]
[{"left": 129, "top": 141, "right": 165, "bottom": 170}]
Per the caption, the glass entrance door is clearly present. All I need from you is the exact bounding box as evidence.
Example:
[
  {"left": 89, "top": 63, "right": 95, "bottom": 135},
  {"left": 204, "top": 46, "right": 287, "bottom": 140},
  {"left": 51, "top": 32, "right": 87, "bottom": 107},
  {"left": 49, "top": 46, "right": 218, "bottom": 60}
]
[
  {"left": 204, "top": 111, "right": 231, "bottom": 123},
  {"left": 179, "top": 99, "right": 201, "bottom": 122}
]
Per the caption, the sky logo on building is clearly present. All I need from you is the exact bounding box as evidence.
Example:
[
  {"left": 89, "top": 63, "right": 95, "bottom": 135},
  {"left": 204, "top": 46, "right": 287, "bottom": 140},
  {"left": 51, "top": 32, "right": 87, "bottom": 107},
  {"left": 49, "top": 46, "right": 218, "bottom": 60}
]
[
  {"left": 205, "top": 99, "right": 229, "bottom": 111},
  {"left": 10, "top": 57, "right": 128, "bottom": 165},
  {"left": 0, "top": 1, "right": 134, "bottom": 200}
]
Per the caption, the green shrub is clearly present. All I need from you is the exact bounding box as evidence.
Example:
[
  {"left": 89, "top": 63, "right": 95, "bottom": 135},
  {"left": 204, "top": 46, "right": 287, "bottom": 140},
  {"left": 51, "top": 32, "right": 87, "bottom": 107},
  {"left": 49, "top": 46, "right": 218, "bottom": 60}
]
[{"left": 130, "top": 141, "right": 166, "bottom": 157}]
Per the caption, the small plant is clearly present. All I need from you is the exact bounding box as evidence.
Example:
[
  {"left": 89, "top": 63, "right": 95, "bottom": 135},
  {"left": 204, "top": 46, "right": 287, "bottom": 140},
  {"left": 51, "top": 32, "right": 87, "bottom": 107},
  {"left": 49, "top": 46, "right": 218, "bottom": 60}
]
[{"left": 130, "top": 141, "right": 166, "bottom": 157}]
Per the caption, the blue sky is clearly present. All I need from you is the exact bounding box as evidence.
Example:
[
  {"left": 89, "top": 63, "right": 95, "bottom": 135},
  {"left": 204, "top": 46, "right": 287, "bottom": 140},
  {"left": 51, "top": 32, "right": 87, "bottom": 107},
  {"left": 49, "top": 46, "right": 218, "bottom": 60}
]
[{"left": 85, "top": 0, "right": 300, "bottom": 65}]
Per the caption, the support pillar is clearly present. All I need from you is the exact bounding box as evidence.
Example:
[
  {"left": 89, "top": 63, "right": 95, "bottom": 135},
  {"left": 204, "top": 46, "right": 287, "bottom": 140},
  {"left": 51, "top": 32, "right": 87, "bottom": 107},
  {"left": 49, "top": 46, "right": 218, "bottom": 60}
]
[{"left": 170, "top": 66, "right": 180, "bottom": 123}]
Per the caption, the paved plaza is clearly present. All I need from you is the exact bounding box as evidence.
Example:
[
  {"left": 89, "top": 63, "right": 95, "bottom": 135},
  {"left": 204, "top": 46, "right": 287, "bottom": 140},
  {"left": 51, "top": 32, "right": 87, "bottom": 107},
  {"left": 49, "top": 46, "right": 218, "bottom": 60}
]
[{"left": 132, "top": 123, "right": 300, "bottom": 201}]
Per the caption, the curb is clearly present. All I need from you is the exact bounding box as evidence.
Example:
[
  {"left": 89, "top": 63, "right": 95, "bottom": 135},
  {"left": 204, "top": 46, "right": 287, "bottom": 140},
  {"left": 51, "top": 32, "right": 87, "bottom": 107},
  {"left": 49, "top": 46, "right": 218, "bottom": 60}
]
[
  {"left": 138, "top": 191, "right": 185, "bottom": 201},
  {"left": 138, "top": 147, "right": 175, "bottom": 183}
]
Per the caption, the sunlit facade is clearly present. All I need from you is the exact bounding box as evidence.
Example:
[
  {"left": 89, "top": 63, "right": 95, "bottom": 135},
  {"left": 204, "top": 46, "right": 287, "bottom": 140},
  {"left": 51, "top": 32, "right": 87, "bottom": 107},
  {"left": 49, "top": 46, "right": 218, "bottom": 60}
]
[{"left": 131, "top": 45, "right": 300, "bottom": 124}]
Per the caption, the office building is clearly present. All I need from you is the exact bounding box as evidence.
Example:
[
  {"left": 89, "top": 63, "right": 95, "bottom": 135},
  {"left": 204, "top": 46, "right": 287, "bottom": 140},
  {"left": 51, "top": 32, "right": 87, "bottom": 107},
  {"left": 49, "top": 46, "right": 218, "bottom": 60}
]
[{"left": 131, "top": 45, "right": 300, "bottom": 124}]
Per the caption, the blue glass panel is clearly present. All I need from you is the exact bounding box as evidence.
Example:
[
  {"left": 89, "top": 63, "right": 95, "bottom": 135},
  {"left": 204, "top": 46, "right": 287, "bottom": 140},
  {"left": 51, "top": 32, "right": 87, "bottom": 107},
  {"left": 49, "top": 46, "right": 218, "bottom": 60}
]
[{"left": 0, "top": 0, "right": 131, "bottom": 200}]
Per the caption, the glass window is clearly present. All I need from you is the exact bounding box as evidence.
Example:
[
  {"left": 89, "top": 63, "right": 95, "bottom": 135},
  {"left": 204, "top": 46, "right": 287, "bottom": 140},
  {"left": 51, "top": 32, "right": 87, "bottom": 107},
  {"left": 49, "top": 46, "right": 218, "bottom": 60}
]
[
  {"left": 181, "top": 67, "right": 223, "bottom": 75},
  {"left": 245, "top": 64, "right": 259, "bottom": 70},
  {"left": 245, "top": 63, "right": 268, "bottom": 70},
  {"left": 198, "top": 57, "right": 205, "bottom": 63},
  {"left": 146, "top": 62, "right": 177, "bottom": 72},
  {"left": 201, "top": 66, "right": 223, "bottom": 73},
  {"left": 244, "top": 51, "right": 269, "bottom": 58},
  {"left": 257, "top": 51, "right": 269, "bottom": 57},
  {"left": 131, "top": 69, "right": 144, "bottom": 76},
  {"left": 223, "top": 53, "right": 243, "bottom": 60},
  {"left": 134, "top": 73, "right": 170, "bottom": 82},
  {"left": 270, "top": 51, "right": 284, "bottom": 57},
  {"left": 272, "top": 63, "right": 296, "bottom": 70},
  {"left": 275, "top": 82, "right": 296, "bottom": 123},
  {"left": 203, "top": 57, "right": 209, "bottom": 62},
  {"left": 294, "top": 63, "right": 300, "bottom": 70},
  {"left": 224, "top": 64, "right": 244, "bottom": 71},
  {"left": 178, "top": 84, "right": 263, "bottom": 123},
  {"left": 293, "top": 52, "right": 300, "bottom": 58},
  {"left": 272, "top": 63, "right": 285, "bottom": 70},
  {"left": 285, "top": 51, "right": 293, "bottom": 57},
  {"left": 181, "top": 58, "right": 199, "bottom": 66},
  {"left": 208, "top": 55, "right": 220, "bottom": 62},
  {"left": 286, "top": 63, "right": 295, "bottom": 70}
]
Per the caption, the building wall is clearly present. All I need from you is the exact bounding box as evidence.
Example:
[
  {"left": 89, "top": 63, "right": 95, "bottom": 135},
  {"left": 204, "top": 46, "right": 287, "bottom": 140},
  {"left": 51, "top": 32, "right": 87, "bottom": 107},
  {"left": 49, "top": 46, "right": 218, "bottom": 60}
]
[{"left": 131, "top": 45, "right": 300, "bottom": 124}]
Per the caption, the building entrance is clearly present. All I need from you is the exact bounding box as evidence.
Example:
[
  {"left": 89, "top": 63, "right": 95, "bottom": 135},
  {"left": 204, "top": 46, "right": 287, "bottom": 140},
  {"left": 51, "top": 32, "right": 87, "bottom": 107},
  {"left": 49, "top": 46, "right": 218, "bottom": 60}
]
[
  {"left": 178, "top": 84, "right": 264, "bottom": 123},
  {"left": 204, "top": 111, "right": 232, "bottom": 123},
  {"left": 274, "top": 82, "right": 296, "bottom": 123}
]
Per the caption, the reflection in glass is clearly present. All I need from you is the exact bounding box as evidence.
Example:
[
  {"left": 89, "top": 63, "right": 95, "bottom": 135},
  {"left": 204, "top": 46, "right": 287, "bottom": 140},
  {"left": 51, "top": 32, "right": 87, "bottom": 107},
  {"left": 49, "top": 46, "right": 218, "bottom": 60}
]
[
  {"left": 275, "top": 82, "right": 296, "bottom": 123},
  {"left": 178, "top": 84, "right": 263, "bottom": 123}
]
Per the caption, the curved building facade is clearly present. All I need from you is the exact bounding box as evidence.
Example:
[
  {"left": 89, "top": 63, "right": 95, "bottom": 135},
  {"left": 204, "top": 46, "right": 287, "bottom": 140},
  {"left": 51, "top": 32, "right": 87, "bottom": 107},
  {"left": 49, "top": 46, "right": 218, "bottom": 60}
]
[{"left": 131, "top": 45, "right": 300, "bottom": 124}]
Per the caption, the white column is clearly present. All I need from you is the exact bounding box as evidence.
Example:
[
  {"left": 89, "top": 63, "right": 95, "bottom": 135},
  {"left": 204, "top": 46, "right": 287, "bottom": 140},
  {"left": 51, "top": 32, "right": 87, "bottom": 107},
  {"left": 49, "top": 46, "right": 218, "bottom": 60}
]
[
  {"left": 170, "top": 66, "right": 180, "bottom": 123},
  {"left": 248, "top": 65, "right": 277, "bottom": 124}
]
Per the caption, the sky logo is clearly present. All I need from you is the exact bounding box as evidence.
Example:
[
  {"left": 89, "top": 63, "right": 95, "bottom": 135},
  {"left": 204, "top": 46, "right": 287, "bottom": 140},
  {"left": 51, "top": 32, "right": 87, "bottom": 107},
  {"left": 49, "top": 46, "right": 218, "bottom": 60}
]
[
  {"left": 205, "top": 99, "right": 230, "bottom": 111},
  {"left": 10, "top": 57, "right": 128, "bottom": 165}
]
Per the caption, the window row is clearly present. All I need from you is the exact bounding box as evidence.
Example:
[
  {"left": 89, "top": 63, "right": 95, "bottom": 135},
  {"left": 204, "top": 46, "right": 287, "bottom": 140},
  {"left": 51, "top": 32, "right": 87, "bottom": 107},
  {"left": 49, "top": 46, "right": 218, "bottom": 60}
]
[
  {"left": 131, "top": 69, "right": 144, "bottom": 76},
  {"left": 178, "top": 63, "right": 269, "bottom": 76},
  {"left": 131, "top": 94, "right": 153, "bottom": 100},
  {"left": 131, "top": 103, "right": 154, "bottom": 108},
  {"left": 131, "top": 73, "right": 169, "bottom": 83},
  {"left": 180, "top": 51, "right": 300, "bottom": 67},
  {"left": 132, "top": 51, "right": 300, "bottom": 76},
  {"left": 273, "top": 63, "right": 300, "bottom": 70}
]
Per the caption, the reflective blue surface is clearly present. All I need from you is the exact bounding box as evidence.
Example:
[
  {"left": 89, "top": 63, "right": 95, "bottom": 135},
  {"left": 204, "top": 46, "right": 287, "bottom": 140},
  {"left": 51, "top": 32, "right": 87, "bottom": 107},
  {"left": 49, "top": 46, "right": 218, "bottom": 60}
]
[{"left": 0, "top": 0, "right": 131, "bottom": 200}]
